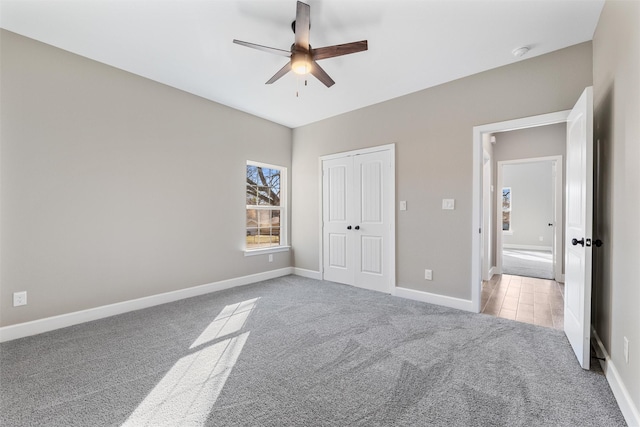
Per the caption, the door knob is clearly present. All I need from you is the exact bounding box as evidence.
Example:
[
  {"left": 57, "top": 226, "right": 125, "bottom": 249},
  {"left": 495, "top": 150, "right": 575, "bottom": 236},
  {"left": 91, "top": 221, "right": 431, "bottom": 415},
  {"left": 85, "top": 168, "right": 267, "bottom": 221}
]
[
  {"left": 347, "top": 225, "right": 352, "bottom": 230},
  {"left": 354, "top": 225, "right": 360, "bottom": 230},
  {"left": 548, "top": 223, "right": 554, "bottom": 226},
  {"left": 571, "top": 238, "right": 585, "bottom": 247}
]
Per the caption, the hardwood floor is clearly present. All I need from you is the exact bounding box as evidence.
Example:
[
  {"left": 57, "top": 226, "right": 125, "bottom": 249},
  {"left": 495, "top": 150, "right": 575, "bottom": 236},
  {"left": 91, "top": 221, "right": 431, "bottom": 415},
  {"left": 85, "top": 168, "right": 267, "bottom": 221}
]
[{"left": 481, "top": 274, "right": 565, "bottom": 330}]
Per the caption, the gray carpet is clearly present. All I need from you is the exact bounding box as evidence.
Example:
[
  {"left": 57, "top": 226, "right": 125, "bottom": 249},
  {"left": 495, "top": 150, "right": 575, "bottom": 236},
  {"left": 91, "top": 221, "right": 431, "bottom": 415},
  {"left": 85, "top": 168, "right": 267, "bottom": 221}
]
[
  {"left": 0, "top": 275, "right": 626, "bottom": 426},
  {"left": 502, "top": 249, "right": 555, "bottom": 280}
]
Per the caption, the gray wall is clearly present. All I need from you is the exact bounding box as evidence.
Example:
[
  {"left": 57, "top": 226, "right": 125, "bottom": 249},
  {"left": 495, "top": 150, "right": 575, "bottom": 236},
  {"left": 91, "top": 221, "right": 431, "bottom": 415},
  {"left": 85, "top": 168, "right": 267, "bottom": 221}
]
[
  {"left": 492, "top": 123, "right": 566, "bottom": 161},
  {"left": 593, "top": 0, "right": 640, "bottom": 414},
  {"left": 0, "top": 30, "right": 293, "bottom": 327},
  {"left": 491, "top": 123, "right": 566, "bottom": 266},
  {"left": 502, "top": 162, "right": 554, "bottom": 248},
  {"left": 292, "top": 42, "right": 592, "bottom": 299}
]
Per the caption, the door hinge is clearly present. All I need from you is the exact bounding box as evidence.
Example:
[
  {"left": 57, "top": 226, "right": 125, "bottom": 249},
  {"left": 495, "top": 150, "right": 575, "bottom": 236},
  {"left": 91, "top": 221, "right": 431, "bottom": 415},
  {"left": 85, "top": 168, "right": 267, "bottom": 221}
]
[{"left": 479, "top": 228, "right": 482, "bottom": 234}]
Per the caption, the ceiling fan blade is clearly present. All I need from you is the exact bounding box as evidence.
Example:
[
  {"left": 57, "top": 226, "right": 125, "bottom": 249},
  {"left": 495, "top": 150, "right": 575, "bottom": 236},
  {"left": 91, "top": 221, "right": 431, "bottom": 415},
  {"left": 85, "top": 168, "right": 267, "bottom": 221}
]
[
  {"left": 233, "top": 39, "right": 291, "bottom": 57},
  {"left": 310, "top": 61, "right": 335, "bottom": 87},
  {"left": 312, "top": 40, "right": 368, "bottom": 61},
  {"left": 294, "top": 1, "right": 310, "bottom": 50},
  {"left": 266, "top": 63, "right": 292, "bottom": 84}
]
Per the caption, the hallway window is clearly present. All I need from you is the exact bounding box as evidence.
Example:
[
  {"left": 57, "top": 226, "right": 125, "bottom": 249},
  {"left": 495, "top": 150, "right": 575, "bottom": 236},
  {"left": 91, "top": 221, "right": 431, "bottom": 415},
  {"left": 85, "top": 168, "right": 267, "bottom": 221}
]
[{"left": 502, "top": 187, "right": 512, "bottom": 232}]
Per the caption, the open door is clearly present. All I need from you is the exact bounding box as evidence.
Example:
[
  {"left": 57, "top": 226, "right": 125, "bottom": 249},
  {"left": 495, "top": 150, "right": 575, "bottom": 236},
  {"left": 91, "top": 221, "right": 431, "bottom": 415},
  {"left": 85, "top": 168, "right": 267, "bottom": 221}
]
[{"left": 564, "top": 86, "right": 593, "bottom": 369}]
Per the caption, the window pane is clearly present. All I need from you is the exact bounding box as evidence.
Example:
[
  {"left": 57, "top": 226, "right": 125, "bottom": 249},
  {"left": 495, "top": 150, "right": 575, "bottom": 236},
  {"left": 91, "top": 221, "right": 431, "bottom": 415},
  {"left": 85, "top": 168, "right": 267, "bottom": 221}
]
[
  {"left": 271, "top": 227, "right": 280, "bottom": 245},
  {"left": 246, "top": 209, "right": 257, "bottom": 227},
  {"left": 271, "top": 210, "right": 280, "bottom": 225},
  {"left": 502, "top": 211, "right": 511, "bottom": 231},
  {"left": 246, "top": 165, "right": 257, "bottom": 181},
  {"left": 258, "top": 210, "right": 271, "bottom": 227},
  {"left": 246, "top": 185, "right": 258, "bottom": 205},
  {"left": 257, "top": 186, "right": 270, "bottom": 205},
  {"left": 502, "top": 188, "right": 511, "bottom": 210}
]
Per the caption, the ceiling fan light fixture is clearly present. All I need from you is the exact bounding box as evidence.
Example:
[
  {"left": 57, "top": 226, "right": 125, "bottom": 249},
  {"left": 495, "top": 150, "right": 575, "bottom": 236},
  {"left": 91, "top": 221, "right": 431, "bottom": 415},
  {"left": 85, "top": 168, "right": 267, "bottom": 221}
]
[{"left": 291, "top": 52, "right": 311, "bottom": 75}]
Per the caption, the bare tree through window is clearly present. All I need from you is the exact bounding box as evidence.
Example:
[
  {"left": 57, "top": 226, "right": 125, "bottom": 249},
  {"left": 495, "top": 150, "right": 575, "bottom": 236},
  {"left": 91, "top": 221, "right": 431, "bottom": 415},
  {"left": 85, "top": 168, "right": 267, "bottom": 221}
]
[
  {"left": 246, "top": 164, "right": 283, "bottom": 249},
  {"left": 502, "top": 187, "right": 511, "bottom": 231}
]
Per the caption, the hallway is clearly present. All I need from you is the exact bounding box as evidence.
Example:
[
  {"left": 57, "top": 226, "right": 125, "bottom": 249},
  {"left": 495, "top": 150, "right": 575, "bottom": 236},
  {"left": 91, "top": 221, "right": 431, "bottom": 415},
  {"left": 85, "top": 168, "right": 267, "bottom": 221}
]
[{"left": 481, "top": 274, "right": 564, "bottom": 329}]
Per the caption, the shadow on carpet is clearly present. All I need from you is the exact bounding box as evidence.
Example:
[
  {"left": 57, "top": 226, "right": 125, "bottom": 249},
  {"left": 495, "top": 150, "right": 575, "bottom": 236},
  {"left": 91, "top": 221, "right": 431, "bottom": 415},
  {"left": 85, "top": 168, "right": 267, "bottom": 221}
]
[{"left": 0, "top": 275, "right": 626, "bottom": 426}]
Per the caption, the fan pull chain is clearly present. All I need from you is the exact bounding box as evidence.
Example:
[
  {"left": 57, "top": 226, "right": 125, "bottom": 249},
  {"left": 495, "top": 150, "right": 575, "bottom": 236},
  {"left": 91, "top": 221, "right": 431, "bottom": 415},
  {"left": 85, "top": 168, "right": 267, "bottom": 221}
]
[{"left": 295, "top": 76, "right": 308, "bottom": 98}]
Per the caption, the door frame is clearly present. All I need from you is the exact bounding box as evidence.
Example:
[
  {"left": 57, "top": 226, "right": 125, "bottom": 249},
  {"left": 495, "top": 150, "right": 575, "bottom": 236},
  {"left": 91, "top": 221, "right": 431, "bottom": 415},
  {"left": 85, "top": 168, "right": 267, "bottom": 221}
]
[
  {"left": 471, "top": 111, "right": 570, "bottom": 312},
  {"left": 495, "top": 156, "right": 564, "bottom": 282},
  {"left": 318, "top": 143, "right": 396, "bottom": 292}
]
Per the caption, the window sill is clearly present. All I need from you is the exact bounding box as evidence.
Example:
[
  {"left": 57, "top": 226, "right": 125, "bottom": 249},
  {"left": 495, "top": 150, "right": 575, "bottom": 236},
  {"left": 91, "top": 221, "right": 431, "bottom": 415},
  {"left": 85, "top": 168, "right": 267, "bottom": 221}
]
[{"left": 244, "top": 246, "right": 291, "bottom": 257}]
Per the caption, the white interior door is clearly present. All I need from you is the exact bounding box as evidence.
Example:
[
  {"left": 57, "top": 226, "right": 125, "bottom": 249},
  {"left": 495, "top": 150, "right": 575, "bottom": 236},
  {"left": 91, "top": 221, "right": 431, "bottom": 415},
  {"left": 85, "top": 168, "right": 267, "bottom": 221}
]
[
  {"left": 322, "top": 148, "right": 393, "bottom": 293},
  {"left": 353, "top": 151, "right": 392, "bottom": 292},
  {"left": 323, "top": 156, "right": 353, "bottom": 286},
  {"left": 564, "top": 86, "right": 593, "bottom": 369}
]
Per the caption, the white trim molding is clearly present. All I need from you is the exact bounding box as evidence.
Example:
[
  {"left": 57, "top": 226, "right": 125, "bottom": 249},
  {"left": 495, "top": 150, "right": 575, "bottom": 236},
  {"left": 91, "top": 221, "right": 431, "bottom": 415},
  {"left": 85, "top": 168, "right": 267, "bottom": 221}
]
[
  {"left": 592, "top": 327, "right": 640, "bottom": 427},
  {"left": 0, "top": 267, "right": 294, "bottom": 343},
  {"left": 293, "top": 268, "right": 322, "bottom": 280},
  {"left": 393, "top": 286, "right": 475, "bottom": 312}
]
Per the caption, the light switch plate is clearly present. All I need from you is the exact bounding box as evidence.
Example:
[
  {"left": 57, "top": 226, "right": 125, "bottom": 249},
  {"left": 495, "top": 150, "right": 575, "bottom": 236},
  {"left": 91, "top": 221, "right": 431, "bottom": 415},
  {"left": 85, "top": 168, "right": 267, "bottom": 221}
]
[
  {"left": 442, "top": 199, "right": 455, "bottom": 210},
  {"left": 400, "top": 201, "right": 407, "bottom": 211}
]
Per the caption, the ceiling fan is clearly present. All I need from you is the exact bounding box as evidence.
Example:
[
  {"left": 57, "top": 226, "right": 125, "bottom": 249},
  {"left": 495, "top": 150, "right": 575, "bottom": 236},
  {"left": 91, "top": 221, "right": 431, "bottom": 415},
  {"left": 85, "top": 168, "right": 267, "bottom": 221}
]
[{"left": 233, "top": 1, "right": 368, "bottom": 88}]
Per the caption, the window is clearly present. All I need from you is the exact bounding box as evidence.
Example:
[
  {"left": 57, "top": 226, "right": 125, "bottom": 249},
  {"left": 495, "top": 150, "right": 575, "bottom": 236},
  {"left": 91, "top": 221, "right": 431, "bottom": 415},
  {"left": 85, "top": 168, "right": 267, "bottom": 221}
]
[
  {"left": 246, "top": 161, "right": 286, "bottom": 251},
  {"left": 502, "top": 187, "right": 512, "bottom": 232}
]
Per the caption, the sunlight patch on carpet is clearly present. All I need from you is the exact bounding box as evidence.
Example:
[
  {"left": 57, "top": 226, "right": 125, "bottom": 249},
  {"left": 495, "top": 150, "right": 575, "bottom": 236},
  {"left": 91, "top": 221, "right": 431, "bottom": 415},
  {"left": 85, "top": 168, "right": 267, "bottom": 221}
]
[{"left": 121, "top": 298, "right": 258, "bottom": 427}]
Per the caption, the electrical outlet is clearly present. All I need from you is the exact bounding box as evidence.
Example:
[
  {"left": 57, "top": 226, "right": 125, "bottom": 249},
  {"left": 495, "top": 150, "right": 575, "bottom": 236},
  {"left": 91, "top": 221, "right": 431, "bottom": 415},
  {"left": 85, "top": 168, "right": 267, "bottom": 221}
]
[
  {"left": 624, "top": 337, "right": 629, "bottom": 364},
  {"left": 268, "top": 254, "right": 273, "bottom": 263},
  {"left": 442, "top": 199, "right": 455, "bottom": 210},
  {"left": 539, "top": 236, "right": 544, "bottom": 241},
  {"left": 13, "top": 291, "right": 27, "bottom": 307},
  {"left": 425, "top": 269, "right": 433, "bottom": 280}
]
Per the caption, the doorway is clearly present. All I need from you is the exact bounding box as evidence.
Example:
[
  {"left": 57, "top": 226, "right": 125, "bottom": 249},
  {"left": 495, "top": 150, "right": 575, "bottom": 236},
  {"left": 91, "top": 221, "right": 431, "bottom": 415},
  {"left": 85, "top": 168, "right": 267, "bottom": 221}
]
[
  {"left": 471, "top": 110, "right": 570, "bottom": 312},
  {"left": 496, "top": 156, "right": 563, "bottom": 281}
]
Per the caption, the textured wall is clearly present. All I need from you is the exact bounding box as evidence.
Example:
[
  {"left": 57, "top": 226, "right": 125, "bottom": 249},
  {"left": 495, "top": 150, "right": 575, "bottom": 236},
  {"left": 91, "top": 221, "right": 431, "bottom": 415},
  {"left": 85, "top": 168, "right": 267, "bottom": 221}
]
[
  {"left": 0, "top": 30, "right": 293, "bottom": 327},
  {"left": 292, "top": 42, "right": 592, "bottom": 300}
]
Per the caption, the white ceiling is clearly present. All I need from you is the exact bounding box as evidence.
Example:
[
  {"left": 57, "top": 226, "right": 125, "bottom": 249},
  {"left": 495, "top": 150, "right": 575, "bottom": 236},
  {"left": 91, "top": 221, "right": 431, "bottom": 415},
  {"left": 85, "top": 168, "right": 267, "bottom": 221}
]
[{"left": 0, "top": 0, "right": 604, "bottom": 128}]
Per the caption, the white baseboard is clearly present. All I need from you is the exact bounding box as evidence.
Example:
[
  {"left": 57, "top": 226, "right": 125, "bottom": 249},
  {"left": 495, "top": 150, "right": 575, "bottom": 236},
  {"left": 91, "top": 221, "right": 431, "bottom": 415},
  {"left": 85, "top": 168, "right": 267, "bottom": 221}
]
[
  {"left": 503, "top": 244, "right": 553, "bottom": 251},
  {"left": 393, "top": 286, "right": 475, "bottom": 312},
  {"left": 293, "top": 268, "right": 322, "bottom": 280},
  {"left": 592, "top": 327, "right": 640, "bottom": 427},
  {"left": 0, "top": 267, "right": 294, "bottom": 343},
  {"left": 488, "top": 266, "right": 497, "bottom": 280}
]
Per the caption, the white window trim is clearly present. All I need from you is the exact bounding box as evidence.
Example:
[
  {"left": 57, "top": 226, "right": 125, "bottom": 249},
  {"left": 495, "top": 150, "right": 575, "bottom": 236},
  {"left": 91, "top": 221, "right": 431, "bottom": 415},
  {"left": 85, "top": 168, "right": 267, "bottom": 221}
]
[
  {"left": 244, "top": 246, "right": 291, "bottom": 257},
  {"left": 245, "top": 160, "right": 287, "bottom": 254}
]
